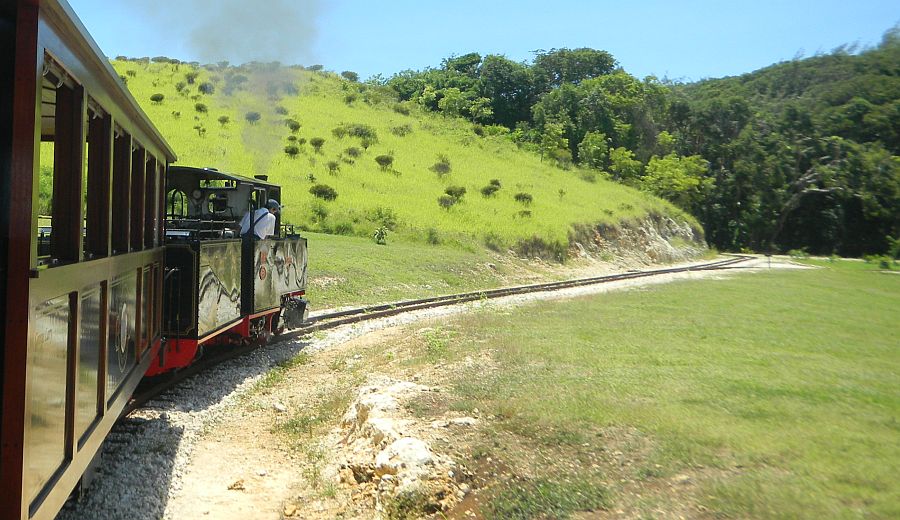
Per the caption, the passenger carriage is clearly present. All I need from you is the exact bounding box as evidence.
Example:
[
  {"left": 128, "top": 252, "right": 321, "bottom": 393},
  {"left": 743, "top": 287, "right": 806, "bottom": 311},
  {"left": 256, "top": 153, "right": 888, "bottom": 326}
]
[{"left": 1, "top": 1, "right": 175, "bottom": 519}]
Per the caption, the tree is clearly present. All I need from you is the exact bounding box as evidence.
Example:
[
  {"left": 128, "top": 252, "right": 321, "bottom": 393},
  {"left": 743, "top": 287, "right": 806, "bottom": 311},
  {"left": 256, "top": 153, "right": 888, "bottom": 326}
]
[
  {"left": 608, "top": 147, "right": 642, "bottom": 183},
  {"left": 532, "top": 48, "right": 617, "bottom": 91},
  {"left": 639, "top": 154, "right": 711, "bottom": 210},
  {"left": 194, "top": 102, "right": 208, "bottom": 114},
  {"left": 150, "top": 93, "right": 165, "bottom": 104},
  {"left": 198, "top": 81, "right": 214, "bottom": 95},
  {"left": 284, "top": 145, "right": 300, "bottom": 158},
  {"left": 341, "top": 70, "right": 359, "bottom": 82},
  {"left": 478, "top": 54, "right": 535, "bottom": 127},
  {"left": 577, "top": 131, "right": 609, "bottom": 170},
  {"left": 184, "top": 71, "right": 199, "bottom": 84},
  {"left": 217, "top": 115, "right": 230, "bottom": 127},
  {"left": 310, "top": 137, "right": 325, "bottom": 153},
  {"left": 539, "top": 122, "right": 568, "bottom": 163},
  {"left": 245, "top": 111, "right": 261, "bottom": 124}
]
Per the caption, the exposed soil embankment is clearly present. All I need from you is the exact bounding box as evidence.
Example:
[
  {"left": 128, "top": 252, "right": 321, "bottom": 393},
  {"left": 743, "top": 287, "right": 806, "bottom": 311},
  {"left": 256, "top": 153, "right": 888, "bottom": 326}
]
[
  {"left": 514, "top": 213, "right": 706, "bottom": 264},
  {"left": 570, "top": 213, "right": 706, "bottom": 264}
]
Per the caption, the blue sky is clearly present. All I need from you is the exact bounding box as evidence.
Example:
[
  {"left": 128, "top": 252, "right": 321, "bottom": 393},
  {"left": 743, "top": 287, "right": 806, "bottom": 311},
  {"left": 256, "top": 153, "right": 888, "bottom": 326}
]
[{"left": 67, "top": 0, "right": 898, "bottom": 82}]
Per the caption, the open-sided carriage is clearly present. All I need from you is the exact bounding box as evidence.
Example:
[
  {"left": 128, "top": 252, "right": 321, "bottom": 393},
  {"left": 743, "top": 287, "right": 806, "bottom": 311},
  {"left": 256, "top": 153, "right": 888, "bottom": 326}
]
[{"left": 1, "top": 1, "right": 175, "bottom": 518}]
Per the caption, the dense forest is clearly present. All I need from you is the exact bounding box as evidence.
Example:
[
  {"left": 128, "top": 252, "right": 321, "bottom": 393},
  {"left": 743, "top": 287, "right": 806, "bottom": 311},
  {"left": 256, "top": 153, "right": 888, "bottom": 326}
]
[{"left": 382, "top": 29, "right": 900, "bottom": 256}]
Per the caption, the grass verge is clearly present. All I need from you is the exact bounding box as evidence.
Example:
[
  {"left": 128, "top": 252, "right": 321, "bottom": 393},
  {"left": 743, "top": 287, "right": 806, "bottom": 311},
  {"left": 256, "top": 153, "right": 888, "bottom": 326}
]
[{"left": 383, "top": 259, "right": 899, "bottom": 518}]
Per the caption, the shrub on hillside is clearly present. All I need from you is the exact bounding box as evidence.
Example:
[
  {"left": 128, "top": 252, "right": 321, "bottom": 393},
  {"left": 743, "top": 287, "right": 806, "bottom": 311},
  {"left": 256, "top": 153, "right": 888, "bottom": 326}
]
[
  {"left": 193, "top": 124, "right": 206, "bottom": 137},
  {"left": 184, "top": 71, "right": 198, "bottom": 84},
  {"left": 375, "top": 154, "right": 394, "bottom": 171},
  {"left": 344, "top": 147, "right": 362, "bottom": 159},
  {"left": 437, "top": 195, "right": 457, "bottom": 210},
  {"left": 286, "top": 119, "right": 301, "bottom": 133},
  {"left": 198, "top": 81, "right": 214, "bottom": 95},
  {"left": 171, "top": 111, "right": 181, "bottom": 119},
  {"left": 480, "top": 184, "right": 500, "bottom": 197},
  {"left": 326, "top": 161, "right": 340, "bottom": 174},
  {"left": 286, "top": 135, "right": 297, "bottom": 142},
  {"left": 393, "top": 103, "right": 411, "bottom": 116},
  {"left": 217, "top": 115, "right": 230, "bottom": 127},
  {"left": 126, "top": 70, "right": 137, "bottom": 77},
  {"left": 309, "top": 184, "right": 338, "bottom": 201},
  {"left": 514, "top": 192, "right": 533, "bottom": 205},
  {"left": 343, "top": 93, "right": 358, "bottom": 104},
  {"left": 489, "top": 179, "right": 501, "bottom": 187},
  {"left": 245, "top": 112, "right": 261, "bottom": 124},
  {"left": 310, "top": 137, "right": 326, "bottom": 153},
  {"left": 332, "top": 123, "right": 378, "bottom": 143},
  {"left": 341, "top": 70, "right": 359, "bottom": 82},
  {"left": 284, "top": 145, "right": 300, "bottom": 159},
  {"left": 150, "top": 93, "right": 164, "bottom": 104},
  {"left": 274, "top": 106, "right": 288, "bottom": 115},
  {"left": 429, "top": 154, "right": 452, "bottom": 176},
  {"left": 174, "top": 81, "right": 186, "bottom": 93},
  {"left": 426, "top": 228, "right": 440, "bottom": 245},
  {"left": 445, "top": 186, "right": 466, "bottom": 200},
  {"left": 194, "top": 102, "right": 208, "bottom": 114},
  {"left": 391, "top": 124, "right": 413, "bottom": 137}
]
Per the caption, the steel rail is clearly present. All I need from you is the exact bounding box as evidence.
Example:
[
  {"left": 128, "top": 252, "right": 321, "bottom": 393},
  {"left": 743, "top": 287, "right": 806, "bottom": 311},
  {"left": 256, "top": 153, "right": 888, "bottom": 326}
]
[{"left": 125, "top": 255, "right": 751, "bottom": 414}]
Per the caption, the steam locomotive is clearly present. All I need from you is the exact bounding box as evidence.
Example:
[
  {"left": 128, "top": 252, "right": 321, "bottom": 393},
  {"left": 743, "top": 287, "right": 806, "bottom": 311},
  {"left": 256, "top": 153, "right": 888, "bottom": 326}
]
[{"left": 0, "top": 2, "right": 308, "bottom": 519}]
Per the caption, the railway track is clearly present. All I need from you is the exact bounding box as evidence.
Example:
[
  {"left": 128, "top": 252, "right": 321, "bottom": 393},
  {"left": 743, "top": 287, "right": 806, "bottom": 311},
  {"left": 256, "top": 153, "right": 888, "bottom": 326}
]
[{"left": 126, "top": 255, "right": 751, "bottom": 413}]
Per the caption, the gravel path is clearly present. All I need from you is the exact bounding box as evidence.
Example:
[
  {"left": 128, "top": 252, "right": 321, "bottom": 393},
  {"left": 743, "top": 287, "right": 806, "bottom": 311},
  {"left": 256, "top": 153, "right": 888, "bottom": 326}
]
[{"left": 56, "top": 256, "right": 798, "bottom": 519}]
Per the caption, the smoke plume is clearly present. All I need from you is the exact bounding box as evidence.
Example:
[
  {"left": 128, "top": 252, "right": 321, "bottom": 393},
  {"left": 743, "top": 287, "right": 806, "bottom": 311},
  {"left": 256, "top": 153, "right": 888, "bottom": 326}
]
[{"left": 134, "top": 0, "right": 323, "bottom": 65}]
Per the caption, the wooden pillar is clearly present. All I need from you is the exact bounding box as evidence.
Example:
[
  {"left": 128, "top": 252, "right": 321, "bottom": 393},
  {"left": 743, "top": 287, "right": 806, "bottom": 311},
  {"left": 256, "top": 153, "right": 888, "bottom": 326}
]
[
  {"left": 111, "top": 130, "right": 130, "bottom": 254},
  {"left": 50, "top": 82, "right": 85, "bottom": 264},
  {"left": 1, "top": 3, "right": 39, "bottom": 518},
  {"left": 85, "top": 112, "right": 112, "bottom": 258},
  {"left": 129, "top": 146, "right": 145, "bottom": 251}
]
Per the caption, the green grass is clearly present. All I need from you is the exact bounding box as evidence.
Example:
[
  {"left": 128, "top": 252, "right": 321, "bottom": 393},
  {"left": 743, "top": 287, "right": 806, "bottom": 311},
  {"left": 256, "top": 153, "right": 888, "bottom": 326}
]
[
  {"left": 401, "top": 261, "right": 899, "bottom": 518},
  {"left": 111, "top": 60, "right": 695, "bottom": 253},
  {"left": 305, "top": 231, "right": 586, "bottom": 309}
]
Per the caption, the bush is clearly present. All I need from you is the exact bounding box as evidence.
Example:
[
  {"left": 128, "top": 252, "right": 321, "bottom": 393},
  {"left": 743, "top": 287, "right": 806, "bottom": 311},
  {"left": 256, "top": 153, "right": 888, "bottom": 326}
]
[
  {"left": 286, "top": 119, "right": 301, "bottom": 133},
  {"left": 516, "top": 210, "right": 532, "bottom": 218},
  {"left": 245, "top": 111, "right": 261, "bottom": 124},
  {"left": 445, "top": 186, "right": 466, "bottom": 199},
  {"left": 217, "top": 115, "right": 230, "bottom": 127},
  {"left": 333, "top": 123, "right": 378, "bottom": 143},
  {"left": 341, "top": 70, "right": 359, "bottom": 82},
  {"left": 326, "top": 160, "right": 340, "bottom": 174},
  {"left": 309, "top": 184, "right": 338, "bottom": 201},
  {"left": 426, "top": 228, "right": 440, "bottom": 245},
  {"left": 174, "top": 81, "right": 186, "bottom": 92},
  {"left": 473, "top": 124, "right": 484, "bottom": 136},
  {"left": 429, "top": 154, "right": 452, "bottom": 176},
  {"left": 393, "top": 103, "right": 410, "bottom": 116},
  {"left": 194, "top": 102, "right": 208, "bottom": 114},
  {"left": 480, "top": 184, "right": 500, "bottom": 197},
  {"left": 171, "top": 111, "right": 181, "bottom": 119},
  {"left": 344, "top": 147, "right": 362, "bottom": 159},
  {"left": 343, "top": 93, "right": 358, "bottom": 104},
  {"left": 514, "top": 192, "right": 533, "bottom": 205},
  {"left": 150, "top": 93, "right": 164, "bottom": 104},
  {"left": 284, "top": 145, "right": 300, "bottom": 158},
  {"left": 184, "top": 71, "right": 198, "bottom": 84},
  {"left": 375, "top": 154, "right": 394, "bottom": 171},
  {"left": 198, "top": 81, "right": 214, "bottom": 95},
  {"left": 373, "top": 226, "right": 388, "bottom": 245},
  {"left": 192, "top": 124, "right": 206, "bottom": 137},
  {"left": 437, "top": 195, "right": 457, "bottom": 210},
  {"left": 286, "top": 135, "right": 297, "bottom": 142},
  {"left": 391, "top": 124, "right": 413, "bottom": 137},
  {"left": 310, "top": 137, "right": 325, "bottom": 153},
  {"left": 366, "top": 206, "right": 398, "bottom": 230},
  {"left": 274, "top": 106, "right": 288, "bottom": 115},
  {"left": 489, "top": 178, "right": 501, "bottom": 187}
]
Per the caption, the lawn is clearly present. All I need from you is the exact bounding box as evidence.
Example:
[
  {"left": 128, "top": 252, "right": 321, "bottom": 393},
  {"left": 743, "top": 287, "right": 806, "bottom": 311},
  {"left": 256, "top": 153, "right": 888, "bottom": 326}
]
[{"left": 388, "top": 259, "right": 899, "bottom": 518}]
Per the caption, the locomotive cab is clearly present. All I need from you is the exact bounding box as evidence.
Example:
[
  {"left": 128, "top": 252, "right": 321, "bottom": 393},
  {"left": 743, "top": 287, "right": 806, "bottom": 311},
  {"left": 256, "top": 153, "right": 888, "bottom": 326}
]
[{"left": 151, "top": 167, "right": 308, "bottom": 377}]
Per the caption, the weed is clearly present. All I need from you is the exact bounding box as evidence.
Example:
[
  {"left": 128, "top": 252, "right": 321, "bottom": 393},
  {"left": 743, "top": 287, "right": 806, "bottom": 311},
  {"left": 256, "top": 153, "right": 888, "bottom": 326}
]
[{"left": 486, "top": 476, "right": 609, "bottom": 519}]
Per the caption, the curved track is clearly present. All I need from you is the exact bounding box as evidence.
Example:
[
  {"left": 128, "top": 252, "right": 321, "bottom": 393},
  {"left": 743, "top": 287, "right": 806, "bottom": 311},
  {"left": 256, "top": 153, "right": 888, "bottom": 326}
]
[{"left": 126, "top": 255, "right": 751, "bottom": 413}]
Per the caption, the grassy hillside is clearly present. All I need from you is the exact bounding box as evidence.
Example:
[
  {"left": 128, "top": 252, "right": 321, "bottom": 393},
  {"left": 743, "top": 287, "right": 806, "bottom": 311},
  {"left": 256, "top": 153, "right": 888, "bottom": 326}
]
[{"left": 112, "top": 60, "right": 695, "bottom": 257}]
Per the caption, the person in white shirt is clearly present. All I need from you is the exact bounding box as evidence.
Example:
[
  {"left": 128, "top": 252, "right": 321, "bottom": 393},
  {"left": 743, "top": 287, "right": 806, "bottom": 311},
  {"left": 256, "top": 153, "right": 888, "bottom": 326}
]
[{"left": 239, "top": 199, "right": 280, "bottom": 239}]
